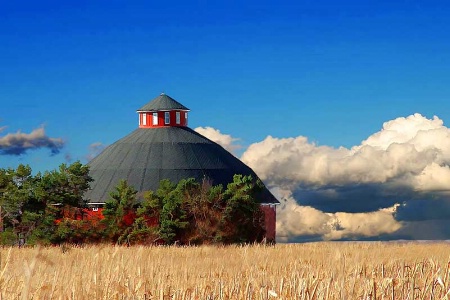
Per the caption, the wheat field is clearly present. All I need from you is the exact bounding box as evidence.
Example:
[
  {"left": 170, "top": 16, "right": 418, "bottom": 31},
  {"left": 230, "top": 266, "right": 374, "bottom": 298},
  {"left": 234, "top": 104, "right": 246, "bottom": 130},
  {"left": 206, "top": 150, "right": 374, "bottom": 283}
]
[{"left": 0, "top": 242, "right": 449, "bottom": 299}]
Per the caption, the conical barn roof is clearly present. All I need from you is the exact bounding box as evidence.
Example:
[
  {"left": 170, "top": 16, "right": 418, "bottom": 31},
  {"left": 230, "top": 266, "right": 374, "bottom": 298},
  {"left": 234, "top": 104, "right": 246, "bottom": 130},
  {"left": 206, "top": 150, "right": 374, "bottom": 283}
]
[{"left": 85, "top": 127, "right": 279, "bottom": 204}]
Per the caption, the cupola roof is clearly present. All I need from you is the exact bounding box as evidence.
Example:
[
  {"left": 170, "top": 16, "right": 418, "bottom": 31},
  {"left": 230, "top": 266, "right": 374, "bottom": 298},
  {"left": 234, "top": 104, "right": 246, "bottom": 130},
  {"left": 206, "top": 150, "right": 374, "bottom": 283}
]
[{"left": 137, "top": 93, "right": 189, "bottom": 112}]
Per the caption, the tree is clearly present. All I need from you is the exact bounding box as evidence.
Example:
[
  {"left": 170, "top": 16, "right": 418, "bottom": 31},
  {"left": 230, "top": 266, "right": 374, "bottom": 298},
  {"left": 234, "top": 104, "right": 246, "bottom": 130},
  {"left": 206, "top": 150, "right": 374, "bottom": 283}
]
[
  {"left": 139, "top": 176, "right": 265, "bottom": 245},
  {"left": 0, "top": 165, "right": 33, "bottom": 231},
  {"left": 0, "top": 162, "right": 94, "bottom": 245},
  {"left": 32, "top": 162, "right": 93, "bottom": 244},
  {"left": 0, "top": 162, "right": 267, "bottom": 246},
  {"left": 0, "top": 165, "right": 33, "bottom": 245},
  {"left": 142, "top": 179, "right": 189, "bottom": 244},
  {"left": 219, "top": 175, "right": 266, "bottom": 243},
  {"left": 179, "top": 178, "right": 225, "bottom": 244},
  {"left": 38, "top": 161, "right": 92, "bottom": 207},
  {"left": 102, "top": 180, "right": 139, "bottom": 244}
]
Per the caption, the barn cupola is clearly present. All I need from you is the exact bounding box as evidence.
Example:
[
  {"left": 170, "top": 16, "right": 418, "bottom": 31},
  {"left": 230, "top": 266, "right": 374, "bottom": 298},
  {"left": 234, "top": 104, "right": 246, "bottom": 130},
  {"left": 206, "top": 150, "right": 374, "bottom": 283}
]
[{"left": 137, "top": 93, "right": 190, "bottom": 128}]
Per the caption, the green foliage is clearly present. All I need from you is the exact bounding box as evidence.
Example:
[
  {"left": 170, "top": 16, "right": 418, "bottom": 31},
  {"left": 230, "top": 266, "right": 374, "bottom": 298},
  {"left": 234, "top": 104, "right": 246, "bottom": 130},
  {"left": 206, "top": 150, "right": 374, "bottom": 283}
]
[
  {"left": 0, "top": 165, "right": 33, "bottom": 230},
  {"left": 219, "top": 175, "right": 266, "bottom": 243},
  {"left": 138, "top": 179, "right": 188, "bottom": 244},
  {"left": 38, "top": 161, "right": 93, "bottom": 207},
  {"left": 0, "top": 161, "right": 93, "bottom": 245},
  {"left": 0, "top": 228, "right": 17, "bottom": 245},
  {"left": 0, "top": 159, "right": 267, "bottom": 246},
  {"left": 102, "top": 180, "right": 139, "bottom": 244},
  {"left": 139, "top": 176, "right": 266, "bottom": 245}
]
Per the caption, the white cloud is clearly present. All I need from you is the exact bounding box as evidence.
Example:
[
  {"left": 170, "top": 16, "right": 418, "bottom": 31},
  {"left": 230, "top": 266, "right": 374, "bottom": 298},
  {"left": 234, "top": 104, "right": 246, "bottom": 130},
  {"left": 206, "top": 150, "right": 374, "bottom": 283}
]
[
  {"left": 361, "top": 113, "right": 445, "bottom": 150},
  {"left": 241, "top": 113, "right": 450, "bottom": 192},
  {"left": 329, "top": 206, "right": 402, "bottom": 240},
  {"left": 202, "top": 113, "right": 450, "bottom": 241},
  {"left": 414, "top": 163, "right": 450, "bottom": 192},
  {"left": 194, "top": 126, "right": 241, "bottom": 154},
  {"left": 275, "top": 189, "right": 401, "bottom": 242}
]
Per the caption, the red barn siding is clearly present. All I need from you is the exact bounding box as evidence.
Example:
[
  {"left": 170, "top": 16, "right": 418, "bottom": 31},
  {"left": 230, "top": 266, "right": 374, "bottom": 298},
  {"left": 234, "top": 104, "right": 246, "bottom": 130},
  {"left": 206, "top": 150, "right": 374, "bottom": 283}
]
[
  {"left": 83, "top": 208, "right": 105, "bottom": 220},
  {"left": 138, "top": 111, "right": 188, "bottom": 128},
  {"left": 261, "top": 204, "right": 276, "bottom": 242}
]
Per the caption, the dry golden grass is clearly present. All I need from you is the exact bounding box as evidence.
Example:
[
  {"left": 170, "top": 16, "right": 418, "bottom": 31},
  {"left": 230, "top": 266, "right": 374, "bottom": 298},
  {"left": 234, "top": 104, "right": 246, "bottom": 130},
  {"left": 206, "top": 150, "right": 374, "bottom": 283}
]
[{"left": 0, "top": 242, "right": 449, "bottom": 299}]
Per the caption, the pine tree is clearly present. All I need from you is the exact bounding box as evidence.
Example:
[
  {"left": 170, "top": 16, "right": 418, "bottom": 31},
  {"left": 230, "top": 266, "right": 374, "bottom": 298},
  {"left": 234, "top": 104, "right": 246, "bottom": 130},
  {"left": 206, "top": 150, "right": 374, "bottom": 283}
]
[{"left": 102, "top": 180, "right": 139, "bottom": 244}]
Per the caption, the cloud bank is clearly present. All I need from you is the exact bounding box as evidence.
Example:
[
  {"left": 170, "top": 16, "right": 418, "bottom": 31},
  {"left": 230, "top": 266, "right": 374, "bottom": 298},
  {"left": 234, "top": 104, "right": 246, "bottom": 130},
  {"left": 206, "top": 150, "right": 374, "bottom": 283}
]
[
  {"left": 0, "top": 126, "right": 65, "bottom": 156},
  {"left": 203, "top": 113, "right": 450, "bottom": 241}
]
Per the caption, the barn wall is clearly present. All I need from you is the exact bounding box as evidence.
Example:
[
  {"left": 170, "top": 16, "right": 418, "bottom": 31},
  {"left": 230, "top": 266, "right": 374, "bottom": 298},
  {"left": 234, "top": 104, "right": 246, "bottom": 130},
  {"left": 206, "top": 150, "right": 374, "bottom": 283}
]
[
  {"left": 138, "top": 111, "right": 188, "bottom": 128},
  {"left": 83, "top": 208, "right": 105, "bottom": 220},
  {"left": 260, "top": 204, "right": 276, "bottom": 242}
]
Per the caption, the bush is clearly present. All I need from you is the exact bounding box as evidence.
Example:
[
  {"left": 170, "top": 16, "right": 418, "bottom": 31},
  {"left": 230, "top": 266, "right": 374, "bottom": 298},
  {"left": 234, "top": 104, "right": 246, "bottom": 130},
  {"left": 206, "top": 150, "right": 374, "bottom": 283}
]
[{"left": 0, "top": 229, "right": 18, "bottom": 246}]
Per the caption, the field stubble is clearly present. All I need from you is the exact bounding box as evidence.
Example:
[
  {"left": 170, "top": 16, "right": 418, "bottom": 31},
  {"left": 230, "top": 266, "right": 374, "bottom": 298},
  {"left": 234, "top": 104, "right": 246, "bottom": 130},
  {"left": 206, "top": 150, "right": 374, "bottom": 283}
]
[{"left": 0, "top": 242, "right": 449, "bottom": 299}]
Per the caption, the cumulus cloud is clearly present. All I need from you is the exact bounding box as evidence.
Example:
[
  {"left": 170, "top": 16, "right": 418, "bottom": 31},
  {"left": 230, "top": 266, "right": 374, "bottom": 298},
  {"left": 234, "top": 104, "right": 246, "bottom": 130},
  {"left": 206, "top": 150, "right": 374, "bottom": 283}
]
[
  {"left": 194, "top": 126, "right": 241, "bottom": 154},
  {"left": 360, "top": 114, "right": 447, "bottom": 150},
  {"left": 242, "top": 113, "right": 450, "bottom": 203},
  {"left": 275, "top": 189, "right": 402, "bottom": 242},
  {"left": 86, "top": 142, "right": 106, "bottom": 161},
  {"left": 241, "top": 117, "right": 446, "bottom": 191},
  {"left": 0, "top": 126, "right": 65, "bottom": 156},
  {"left": 237, "top": 113, "right": 450, "bottom": 241}
]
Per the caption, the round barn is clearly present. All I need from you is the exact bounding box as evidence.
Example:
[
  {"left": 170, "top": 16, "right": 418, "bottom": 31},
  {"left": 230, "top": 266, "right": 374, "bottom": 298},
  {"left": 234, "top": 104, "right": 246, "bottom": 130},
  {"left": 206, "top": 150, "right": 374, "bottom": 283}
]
[{"left": 85, "top": 93, "right": 279, "bottom": 241}]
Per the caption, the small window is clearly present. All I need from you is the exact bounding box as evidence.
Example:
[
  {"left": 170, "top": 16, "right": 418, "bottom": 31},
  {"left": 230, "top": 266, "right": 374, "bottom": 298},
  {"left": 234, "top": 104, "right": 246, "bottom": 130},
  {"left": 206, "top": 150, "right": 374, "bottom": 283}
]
[
  {"left": 185, "top": 112, "right": 188, "bottom": 125},
  {"left": 165, "top": 112, "right": 170, "bottom": 125},
  {"left": 176, "top": 111, "right": 180, "bottom": 124},
  {"left": 153, "top": 112, "right": 158, "bottom": 125},
  {"left": 142, "top": 113, "right": 147, "bottom": 126}
]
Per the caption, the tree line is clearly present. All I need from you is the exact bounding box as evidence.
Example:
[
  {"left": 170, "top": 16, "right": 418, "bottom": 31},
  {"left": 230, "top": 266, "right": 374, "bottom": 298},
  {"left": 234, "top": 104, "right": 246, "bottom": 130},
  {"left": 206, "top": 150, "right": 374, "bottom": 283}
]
[{"left": 0, "top": 162, "right": 266, "bottom": 246}]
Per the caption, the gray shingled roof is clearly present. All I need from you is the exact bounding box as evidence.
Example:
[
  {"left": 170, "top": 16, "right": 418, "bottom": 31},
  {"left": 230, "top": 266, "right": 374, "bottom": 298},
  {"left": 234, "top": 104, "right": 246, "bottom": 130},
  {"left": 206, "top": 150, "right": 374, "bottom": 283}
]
[
  {"left": 137, "top": 93, "right": 189, "bottom": 111},
  {"left": 85, "top": 127, "right": 279, "bottom": 204}
]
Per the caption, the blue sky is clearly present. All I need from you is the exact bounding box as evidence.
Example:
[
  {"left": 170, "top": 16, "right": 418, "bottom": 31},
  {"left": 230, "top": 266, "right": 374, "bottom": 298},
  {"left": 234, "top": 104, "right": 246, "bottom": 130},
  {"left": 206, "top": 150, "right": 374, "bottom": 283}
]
[{"left": 1, "top": 0, "right": 449, "bottom": 172}]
